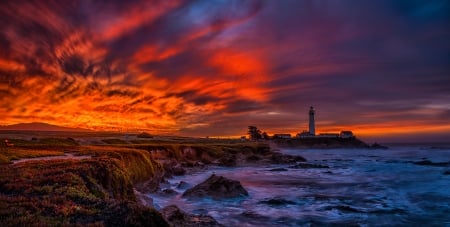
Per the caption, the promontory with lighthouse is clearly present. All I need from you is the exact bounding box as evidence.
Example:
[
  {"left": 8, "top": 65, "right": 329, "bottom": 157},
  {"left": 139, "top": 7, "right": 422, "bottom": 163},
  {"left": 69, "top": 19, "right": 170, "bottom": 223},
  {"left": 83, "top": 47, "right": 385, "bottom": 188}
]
[{"left": 246, "top": 106, "right": 387, "bottom": 149}]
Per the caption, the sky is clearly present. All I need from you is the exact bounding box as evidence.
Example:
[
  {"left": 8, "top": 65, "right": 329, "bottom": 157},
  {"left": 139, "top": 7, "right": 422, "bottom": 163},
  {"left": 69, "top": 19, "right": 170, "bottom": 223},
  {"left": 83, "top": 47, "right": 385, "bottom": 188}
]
[{"left": 0, "top": 0, "right": 449, "bottom": 142}]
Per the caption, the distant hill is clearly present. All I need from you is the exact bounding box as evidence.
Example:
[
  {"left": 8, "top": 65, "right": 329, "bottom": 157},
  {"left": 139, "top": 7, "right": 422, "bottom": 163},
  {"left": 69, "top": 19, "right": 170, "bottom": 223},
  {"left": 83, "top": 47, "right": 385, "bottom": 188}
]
[{"left": 0, "top": 122, "right": 92, "bottom": 132}]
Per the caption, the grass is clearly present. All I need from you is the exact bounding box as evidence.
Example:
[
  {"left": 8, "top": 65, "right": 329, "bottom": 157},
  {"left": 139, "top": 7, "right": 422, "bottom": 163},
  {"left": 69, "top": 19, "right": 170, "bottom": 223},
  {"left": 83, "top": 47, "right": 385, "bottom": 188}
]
[
  {"left": 0, "top": 147, "right": 64, "bottom": 164},
  {"left": 1, "top": 137, "right": 78, "bottom": 146},
  {"left": 0, "top": 150, "right": 168, "bottom": 226},
  {"left": 76, "top": 146, "right": 163, "bottom": 184}
]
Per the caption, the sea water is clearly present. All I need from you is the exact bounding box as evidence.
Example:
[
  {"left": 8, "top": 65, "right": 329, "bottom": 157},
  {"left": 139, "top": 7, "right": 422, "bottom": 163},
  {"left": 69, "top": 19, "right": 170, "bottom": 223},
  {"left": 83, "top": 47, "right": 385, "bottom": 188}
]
[{"left": 149, "top": 146, "right": 450, "bottom": 226}]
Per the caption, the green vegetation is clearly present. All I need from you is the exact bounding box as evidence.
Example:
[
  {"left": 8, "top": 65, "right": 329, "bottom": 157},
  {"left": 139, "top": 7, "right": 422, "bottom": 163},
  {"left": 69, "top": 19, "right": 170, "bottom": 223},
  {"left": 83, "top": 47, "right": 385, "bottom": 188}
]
[
  {"left": 0, "top": 147, "right": 168, "bottom": 226},
  {"left": 3, "top": 137, "right": 78, "bottom": 146},
  {"left": 0, "top": 160, "right": 168, "bottom": 226},
  {"left": 0, "top": 147, "right": 64, "bottom": 164}
]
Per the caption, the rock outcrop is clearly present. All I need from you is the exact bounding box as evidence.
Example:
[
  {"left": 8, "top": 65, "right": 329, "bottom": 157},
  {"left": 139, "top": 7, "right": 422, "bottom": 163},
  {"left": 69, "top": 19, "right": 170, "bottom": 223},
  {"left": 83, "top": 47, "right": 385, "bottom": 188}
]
[
  {"left": 412, "top": 160, "right": 450, "bottom": 167},
  {"left": 182, "top": 174, "right": 248, "bottom": 199},
  {"left": 289, "top": 163, "right": 329, "bottom": 169},
  {"left": 161, "top": 205, "right": 223, "bottom": 227},
  {"left": 270, "top": 153, "right": 306, "bottom": 164}
]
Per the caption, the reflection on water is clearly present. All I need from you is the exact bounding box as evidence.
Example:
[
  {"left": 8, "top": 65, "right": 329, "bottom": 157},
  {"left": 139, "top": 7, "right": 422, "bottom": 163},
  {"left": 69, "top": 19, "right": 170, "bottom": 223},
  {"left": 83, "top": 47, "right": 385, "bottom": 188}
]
[{"left": 150, "top": 146, "right": 450, "bottom": 226}]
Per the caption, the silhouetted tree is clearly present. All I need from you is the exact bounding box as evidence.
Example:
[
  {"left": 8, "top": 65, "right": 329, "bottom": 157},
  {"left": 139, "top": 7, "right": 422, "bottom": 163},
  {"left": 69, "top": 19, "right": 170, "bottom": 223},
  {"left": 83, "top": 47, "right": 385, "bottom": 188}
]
[
  {"left": 261, "top": 131, "right": 270, "bottom": 140},
  {"left": 248, "top": 126, "right": 262, "bottom": 141}
]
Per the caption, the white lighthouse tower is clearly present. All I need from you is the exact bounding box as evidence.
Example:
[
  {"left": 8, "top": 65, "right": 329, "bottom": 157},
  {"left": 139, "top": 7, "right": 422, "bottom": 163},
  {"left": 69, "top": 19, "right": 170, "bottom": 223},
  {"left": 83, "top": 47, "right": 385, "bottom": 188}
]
[{"left": 309, "top": 106, "right": 315, "bottom": 136}]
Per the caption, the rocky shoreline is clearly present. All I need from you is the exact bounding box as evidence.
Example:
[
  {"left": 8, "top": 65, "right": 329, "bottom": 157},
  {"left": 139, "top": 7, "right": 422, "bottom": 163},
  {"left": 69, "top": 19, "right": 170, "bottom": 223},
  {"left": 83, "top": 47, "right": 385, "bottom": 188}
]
[
  {"left": 131, "top": 143, "right": 313, "bottom": 226},
  {"left": 2, "top": 136, "right": 391, "bottom": 226}
]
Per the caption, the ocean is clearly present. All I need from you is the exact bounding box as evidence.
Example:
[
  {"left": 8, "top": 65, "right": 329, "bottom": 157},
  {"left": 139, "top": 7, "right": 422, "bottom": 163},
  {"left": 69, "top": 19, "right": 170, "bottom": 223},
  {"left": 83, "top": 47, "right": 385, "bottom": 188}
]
[{"left": 150, "top": 145, "right": 450, "bottom": 226}]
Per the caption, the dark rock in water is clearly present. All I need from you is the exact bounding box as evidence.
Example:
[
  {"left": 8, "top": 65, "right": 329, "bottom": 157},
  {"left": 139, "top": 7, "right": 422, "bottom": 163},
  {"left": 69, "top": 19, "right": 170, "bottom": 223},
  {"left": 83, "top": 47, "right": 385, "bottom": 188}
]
[
  {"left": 412, "top": 160, "right": 450, "bottom": 167},
  {"left": 134, "top": 189, "right": 155, "bottom": 207},
  {"left": 245, "top": 155, "right": 261, "bottom": 162},
  {"left": 430, "top": 146, "right": 450, "bottom": 150},
  {"left": 161, "top": 205, "right": 223, "bottom": 227},
  {"left": 163, "top": 161, "right": 186, "bottom": 177},
  {"left": 369, "top": 208, "right": 406, "bottom": 214},
  {"left": 325, "top": 205, "right": 363, "bottom": 213},
  {"left": 172, "top": 165, "right": 186, "bottom": 176},
  {"left": 259, "top": 197, "right": 296, "bottom": 206},
  {"left": 289, "top": 163, "right": 329, "bottom": 169},
  {"left": 443, "top": 171, "right": 450, "bottom": 175},
  {"left": 218, "top": 154, "right": 237, "bottom": 167},
  {"left": 177, "top": 181, "right": 190, "bottom": 189},
  {"left": 182, "top": 174, "right": 248, "bottom": 199},
  {"left": 369, "top": 143, "right": 388, "bottom": 149},
  {"left": 269, "top": 168, "right": 288, "bottom": 172},
  {"left": 270, "top": 153, "right": 307, "bottom": 164},
  {"left": 240, "top": 210, "right": 272, "bottom": 222},
  {"left": 161, "top": 188, "right": 177, "bottom": 195}
]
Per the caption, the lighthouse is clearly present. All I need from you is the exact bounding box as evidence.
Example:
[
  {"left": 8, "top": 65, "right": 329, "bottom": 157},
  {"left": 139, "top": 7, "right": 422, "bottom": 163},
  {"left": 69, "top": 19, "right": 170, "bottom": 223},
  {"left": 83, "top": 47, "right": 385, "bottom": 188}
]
[{"left": 309, "top": 106, "right": 315, "bottom": 136}]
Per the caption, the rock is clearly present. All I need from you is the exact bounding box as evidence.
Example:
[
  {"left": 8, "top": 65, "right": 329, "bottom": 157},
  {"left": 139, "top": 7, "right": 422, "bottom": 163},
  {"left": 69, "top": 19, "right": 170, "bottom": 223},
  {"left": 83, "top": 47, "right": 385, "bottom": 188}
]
[
  {"left": 325, "top": 205, "right": 363, "bottom": 213},
  {"left": 259, "top": 197, "right": 296, "bottom": 206},
  {"left": 163, "top": 161, "right": 186, "bottom": 177},
  {"left": 270, "top": 153, "right": 306, "bottom": 164},
  {"left": 412, "top": 160, "right": 450, "bottom": 167},
  {"left": 443, "top": 170, "right": 450, "bottom": 175},
  {"left": 172, "top": 165, "right": 186, "bottom": 176},
  {"left": 240, "top": 211, "right": 271, "bottom": 222},
  {"left": 269, "top": 168, "right": 288, "bottom": 172},
  {"left": 161, "top": 188, "right": 177, "bottom": 195},
  {"left": 134, "top": 189, "right": 155, "bottom": 207},
  {"left": 245, "top": 155, "right": 261, "bottom": 162},
  {"left": 177, "top": 181, "right": 190, "bottom": 189},
  {"left": 135, "top": 175, "right": 163, "bottom": 193},
  {"left": 369, "top": 143, "right": 388, "bottom": 149},
  {"left": 218, "top": 154, "right": 237, "bottom": 167},
  {"left": 182, "top": 174, "right": 248, "bottom": 199},
  {"left": 289, "top": 163, "right": 329, "bottom": 169},
  {"left": 161, "top": 205, "right": 223, "bottom": 227}
]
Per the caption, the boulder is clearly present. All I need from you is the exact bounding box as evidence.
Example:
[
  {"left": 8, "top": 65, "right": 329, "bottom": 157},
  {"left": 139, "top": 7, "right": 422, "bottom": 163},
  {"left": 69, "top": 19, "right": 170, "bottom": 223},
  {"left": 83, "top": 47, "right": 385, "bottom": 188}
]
[
  {"left": 270, "top": 153, "right": 306, "bottom": 164},
  {"left": 218, "top": 154, "right": 237, "bottom": 167},
  {"left": 177, "top": 181, "right": 190, "bottom": 189},
  {"left": 163, "top": 161, "right": 186, "bottom": 177},
  {"left": 245, "top": 155, "right": 261, "bottom": 162},
  {"left": 161, "top": 188, "right": 177, "bottom": 195},
  {"left": 259, "top": 197, "right": 296, "bottom": 206},
  {"left": 369, "top": 143, "right": 388, "bottom": 149},
  {"left": 172, "top": 165, "right": 187, "bottom": 176},
  {"left": 182, "top": 174, "right": 248, "bottom": 199},
  {"left": 289, "top": 163, "right": 329, "bottom": 169},
  {"left": 412, "top": 160, "right": 450, "bottom": 167},
  {"left": 269, "top": 168, "right": 288, "bottom": 172},
  {"left": 161, "top": 205, "right": 223, "bottom": 227}
]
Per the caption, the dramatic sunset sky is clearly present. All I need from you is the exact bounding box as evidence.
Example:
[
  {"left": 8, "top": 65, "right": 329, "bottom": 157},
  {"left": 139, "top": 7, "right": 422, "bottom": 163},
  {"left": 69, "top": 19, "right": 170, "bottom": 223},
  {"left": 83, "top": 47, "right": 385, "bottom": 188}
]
[{"left": 0, "top": 0, "right": 449, "bottom": 142}]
